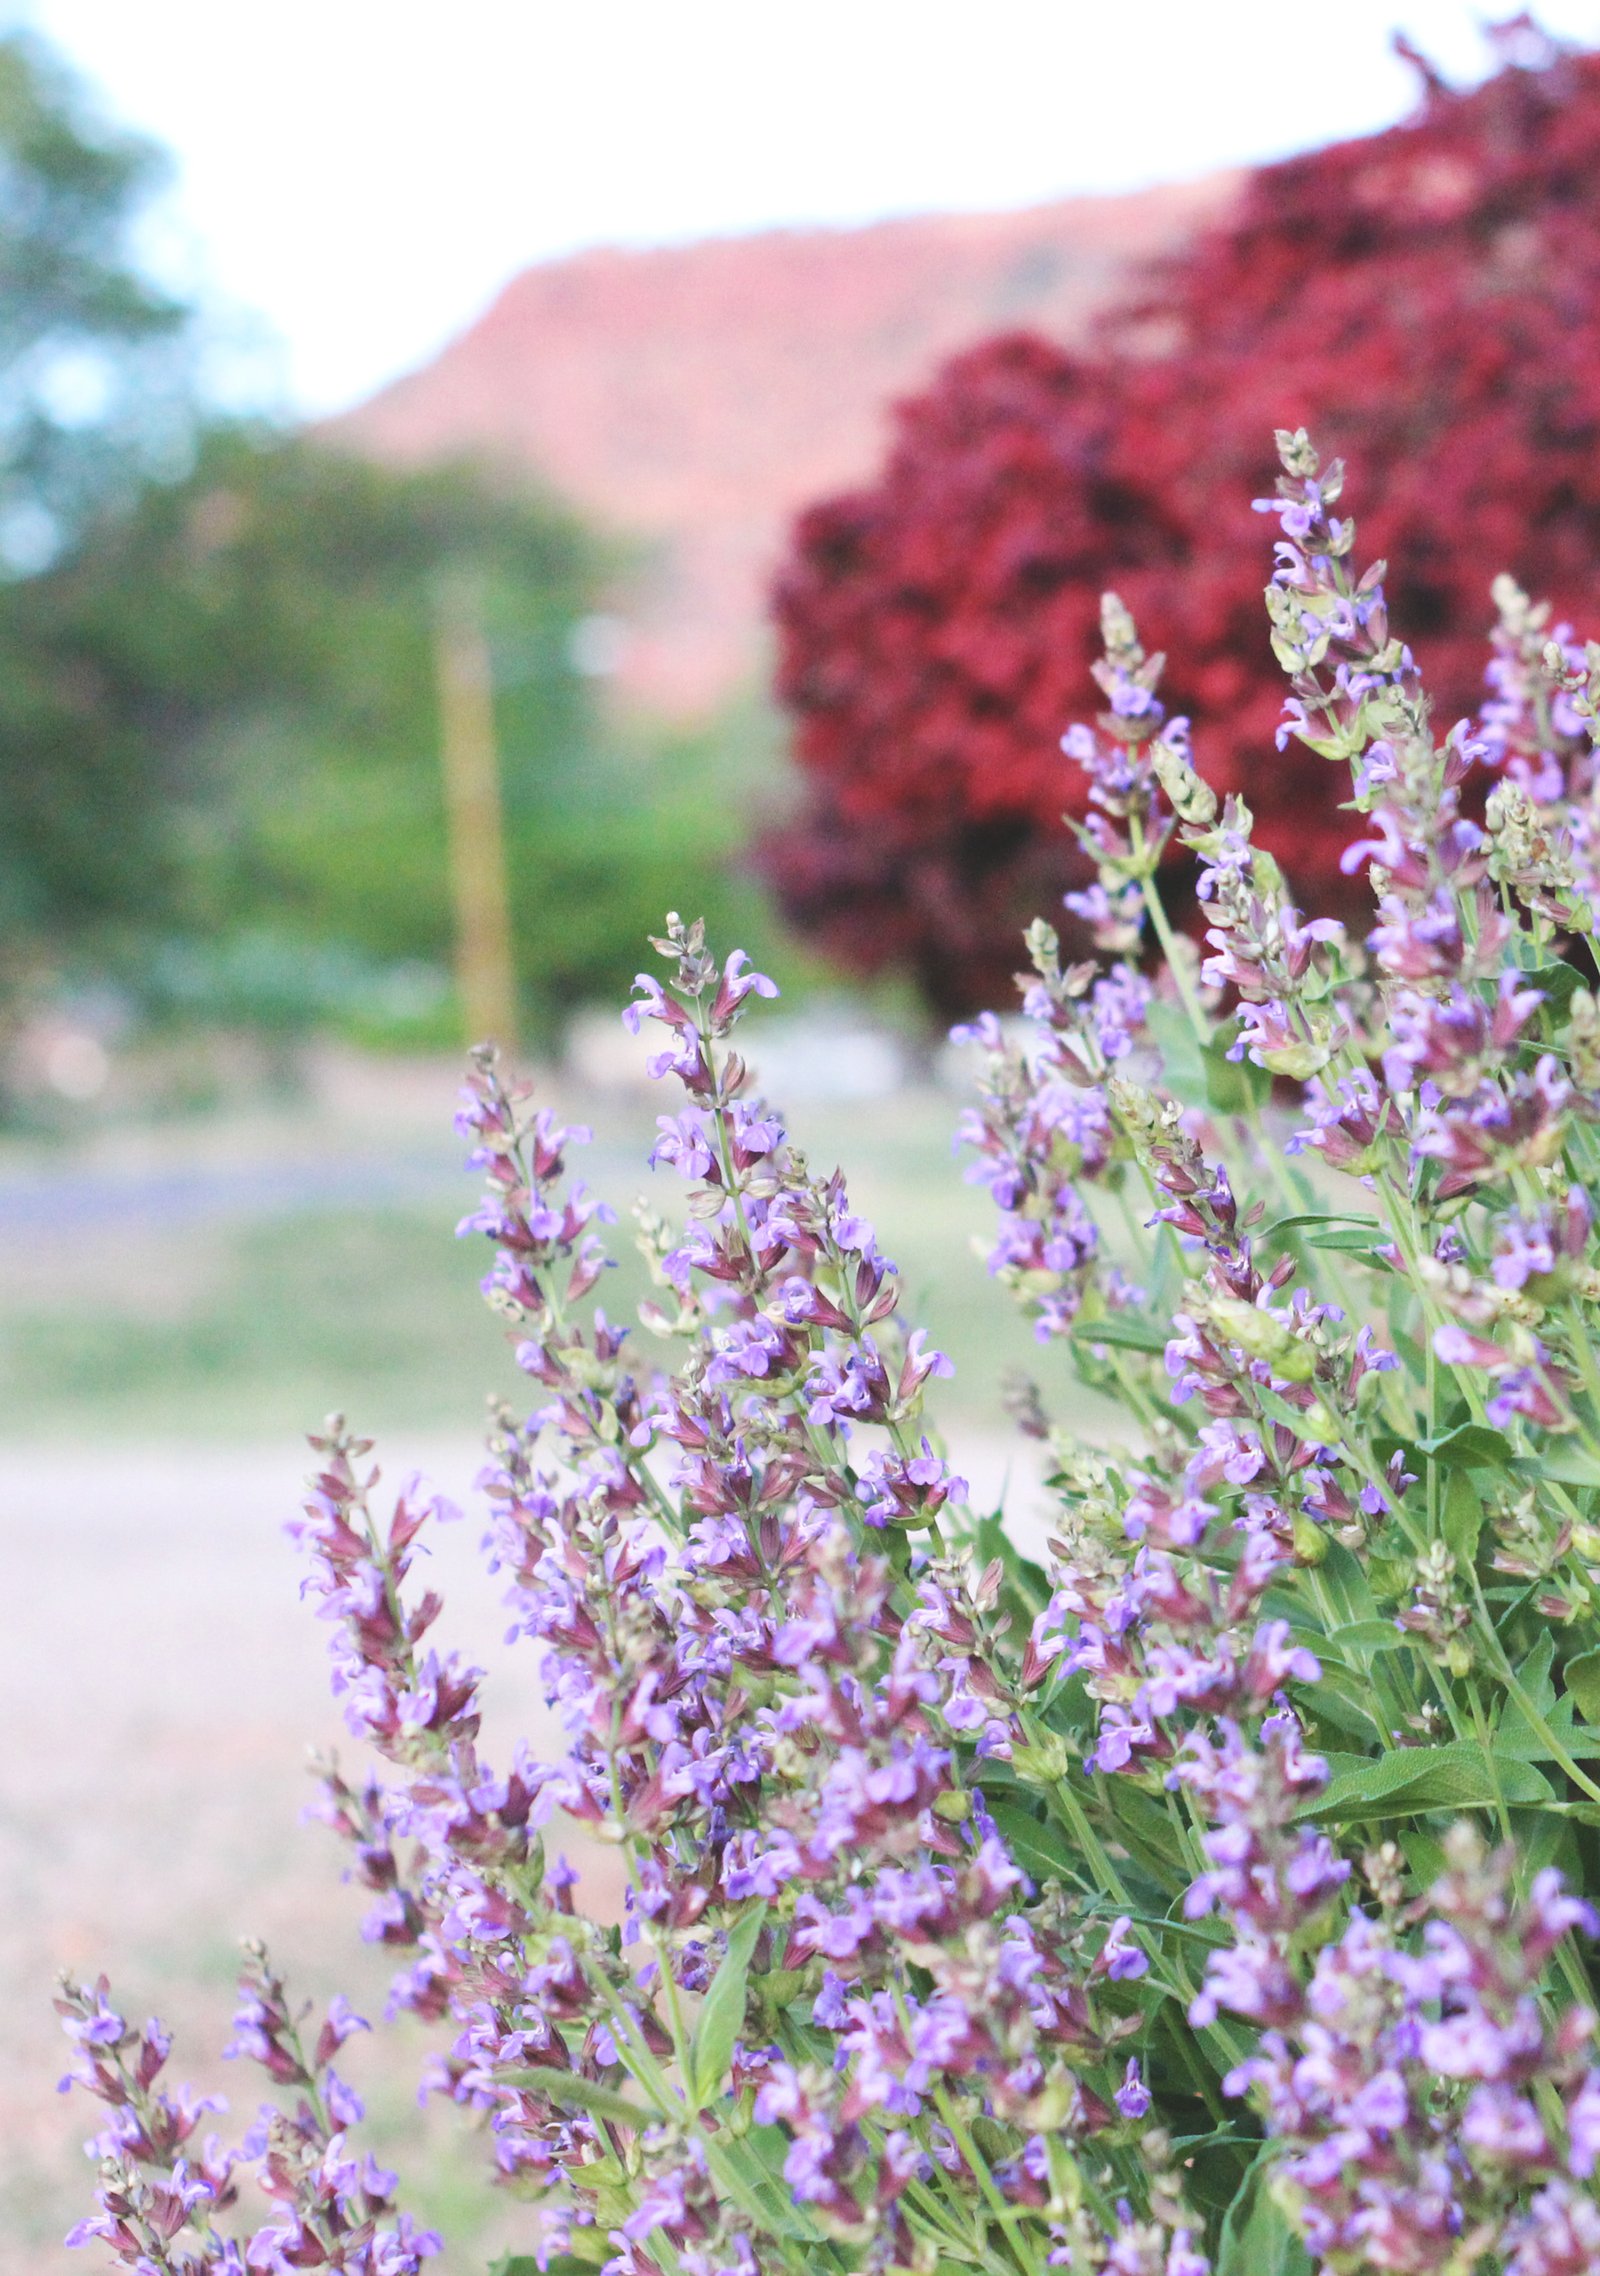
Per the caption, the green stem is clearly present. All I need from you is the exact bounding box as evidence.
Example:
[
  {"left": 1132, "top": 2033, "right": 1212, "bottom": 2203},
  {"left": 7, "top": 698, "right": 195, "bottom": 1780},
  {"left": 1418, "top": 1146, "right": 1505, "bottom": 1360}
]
[
  {"left": 1468, "top": 1568, "right": 1600, "bottom": 1807},
  {"left": 931, "top": 2083, "right": 1038, "bottom": 2276},
  {"left": 1133, "top": 826, "right": 1208, "bottom": 1049}
]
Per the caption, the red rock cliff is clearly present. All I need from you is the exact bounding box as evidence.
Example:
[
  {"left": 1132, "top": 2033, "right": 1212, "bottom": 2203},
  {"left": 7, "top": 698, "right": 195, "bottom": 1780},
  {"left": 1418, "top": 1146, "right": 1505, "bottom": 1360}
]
[{"left": 327, "top": 176, "right": 1235, "bottom": 713}]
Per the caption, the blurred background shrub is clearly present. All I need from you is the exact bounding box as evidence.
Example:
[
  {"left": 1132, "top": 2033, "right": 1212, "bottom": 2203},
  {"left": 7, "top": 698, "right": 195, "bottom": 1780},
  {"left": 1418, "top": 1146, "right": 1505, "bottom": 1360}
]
[
  {"left": 0, "top": 424, "right": 783, "bottom": 1045},
  {"left": 0, "top": 31, "right": 194, "bottom": 564},
  {"left": 0, "top": 29, "right": 784, "bottom": 1081},
  {"left": 767, "top": 20, "right": 1600, "bottom": 1013}
]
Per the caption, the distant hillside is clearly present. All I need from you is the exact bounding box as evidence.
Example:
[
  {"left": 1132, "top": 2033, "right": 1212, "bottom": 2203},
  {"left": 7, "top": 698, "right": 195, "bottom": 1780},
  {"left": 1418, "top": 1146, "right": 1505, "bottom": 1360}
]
[{"left": 327, "top": 176, "right": 1237, "bottom": 714}]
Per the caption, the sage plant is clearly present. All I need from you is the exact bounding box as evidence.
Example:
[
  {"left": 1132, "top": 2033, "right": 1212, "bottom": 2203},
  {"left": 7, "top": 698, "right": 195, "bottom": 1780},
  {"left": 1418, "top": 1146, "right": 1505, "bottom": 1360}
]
[{"left": 61, "top": 433, "right": 1600, "bottom": 2274}]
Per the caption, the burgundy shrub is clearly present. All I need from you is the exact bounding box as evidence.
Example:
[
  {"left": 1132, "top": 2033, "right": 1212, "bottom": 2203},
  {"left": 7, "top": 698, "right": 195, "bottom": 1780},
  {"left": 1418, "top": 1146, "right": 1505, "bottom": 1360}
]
[{"left": 767, "top": 20, "right": 1600, "bottom": 1015}]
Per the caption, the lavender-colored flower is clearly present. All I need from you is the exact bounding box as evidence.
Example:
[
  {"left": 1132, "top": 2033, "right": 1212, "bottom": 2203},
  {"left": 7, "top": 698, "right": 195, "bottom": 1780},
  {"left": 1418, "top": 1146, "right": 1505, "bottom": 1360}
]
[{"left": 64, "top": 431, "right": 1600, "bottom": 2276}]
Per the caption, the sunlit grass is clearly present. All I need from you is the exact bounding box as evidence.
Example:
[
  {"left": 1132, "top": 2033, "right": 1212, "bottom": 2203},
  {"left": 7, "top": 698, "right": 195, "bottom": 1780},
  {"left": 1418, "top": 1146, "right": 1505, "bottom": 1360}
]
[{"left": 0, "top": 1078, "right": 1066, "bottom": 1443}]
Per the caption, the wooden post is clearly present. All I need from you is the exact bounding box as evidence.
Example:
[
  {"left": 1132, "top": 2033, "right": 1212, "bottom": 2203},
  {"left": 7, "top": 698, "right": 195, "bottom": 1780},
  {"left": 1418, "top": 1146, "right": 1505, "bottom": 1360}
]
[{"left": 435, "top": 578, "right": 518, "bottom": 1052}]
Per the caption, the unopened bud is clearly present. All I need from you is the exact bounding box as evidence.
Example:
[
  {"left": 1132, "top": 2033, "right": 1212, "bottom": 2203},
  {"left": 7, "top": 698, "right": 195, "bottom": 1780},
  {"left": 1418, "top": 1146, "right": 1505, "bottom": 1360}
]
[
  {"left": 1151, "top": 738, "right": 1218, "bottom": 826},
  {"left": 1275, "top": 427, "right": 1318, "bottom": 477},
  {"left": 1099, "top": 590, "right": 1142, "bottom": 667}
]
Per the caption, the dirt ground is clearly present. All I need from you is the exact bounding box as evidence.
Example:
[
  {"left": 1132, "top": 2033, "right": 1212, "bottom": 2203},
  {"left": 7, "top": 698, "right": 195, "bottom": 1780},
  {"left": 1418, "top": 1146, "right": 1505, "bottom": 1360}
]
[
  {"left": 4, "top": 1434, "right": 556, "bottom": 2274},
  {"left": 4, "top": 1427, "right": 1040, "bottom": 2273}
]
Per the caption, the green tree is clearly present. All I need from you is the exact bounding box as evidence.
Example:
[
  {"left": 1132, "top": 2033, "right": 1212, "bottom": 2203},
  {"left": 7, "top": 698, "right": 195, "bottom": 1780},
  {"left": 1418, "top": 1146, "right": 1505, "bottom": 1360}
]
[
  {"left": 0, "top": 31, "right": 193, "bottom": 569},
  {"left": 0, "top": 423, "right": 776, "bottom": 1036},
  {"left": 0, "top": 29, "right": 778, "bottom": 1038}
]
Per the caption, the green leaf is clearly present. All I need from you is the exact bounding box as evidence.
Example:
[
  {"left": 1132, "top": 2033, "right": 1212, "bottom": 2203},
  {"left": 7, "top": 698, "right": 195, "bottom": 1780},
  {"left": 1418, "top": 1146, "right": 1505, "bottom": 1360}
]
[
  {"left": 498, "top": 2066, "right": 656, "bottom": 2129},
  {"left": 1038, "top": 1666, "right": 1095, "bottom": 1735},
  {"left": 1512, "top": 1803, "right": 1582, "bottom": 1884},
  {"left": 491, "top": 2259, "right": 601, "bottom": 2276},
  {"left": 1202, "top": 1031, "right": 1273, "bottom": 1115},
  {"left": 1259, "top": 1211, "right": 1336, "bottom": 1239},
  {"left": 719, "top": 2129, "right": 825, "bottom": 2242},
  {"left": 1305, "top": 1224, "right": 1390, "bottom": 1254},
  {"left": 1306, "top": 1741, "right": 1556, "bottom": 1823},
  {"left": 1489, "top": 1672, "right": 1600, "bottom": 1759},
  {"left": 1317, "top": 1539, "right": 1380, "bottom": 1626},
  {"left": 1526, "top": 1446, "right": 1600, "bottom": 1488},
  {"left": 1526, "top": 960, "right": 1587, "bottom": 1018},
  {"left": 1088, "top": 1782, "right": 1195, "bottom": 1904},
  {"left": 1215, "top": 2148, "right": 1312, "bottom": 2276},
  {"left": 1442, "top": 1471, "right": 1484, "bottom": 1569},
  {"left": 1260, "top": 1210, "right": 1383, "bottom": 1249},
  {"left": 1548, "top": 1800, "right": 1600, "bottom": 1827},
  {"left": 690, "top": 1903, "right": 766, "bottom": 2107},
  {"left": 1386, "top": 1318, "right": 1428, "bottom": 1385},
  {"left": 1265, "top": 1210, "right": 1392, "bottom": 1265},
  {"left": 1421, "top": 1423, "right": 1516, "bottom": 1472},
  {"left": 1520, "top": 1628, "right": 1559, "bottom": 1719},
  {"left": 1494, "top": 1711, "right": 1600, "bottom": 1762},
  {"left": 1069, "top": 1312, "right": 1170, "bottom": 1354},
  {"left": 988, "top": 1801, "right": 1071, "bottom": 1887},
  {"left": 1303, "top": 1669, "right": 1387, "bottom": 1747},
  {"left": 1566, "top": 1648, "right": 1600, "bottom": 1725},
  {"left": 1400, "top": 1823, "right": 1449, "bottom": 1890},
  {"left": 1328, "top": 1619, "right": 1407, "bottom": 1656},
  {"left": 1145, "top": 1000, "right": 1206, "bottom": 1107}
]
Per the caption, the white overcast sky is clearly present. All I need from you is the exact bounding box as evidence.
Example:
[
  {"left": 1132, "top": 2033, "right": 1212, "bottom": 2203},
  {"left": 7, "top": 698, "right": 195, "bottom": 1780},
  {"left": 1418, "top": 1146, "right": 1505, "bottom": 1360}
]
[{"left": 12, "top": 0, "right": 1600, "bottom": 418}]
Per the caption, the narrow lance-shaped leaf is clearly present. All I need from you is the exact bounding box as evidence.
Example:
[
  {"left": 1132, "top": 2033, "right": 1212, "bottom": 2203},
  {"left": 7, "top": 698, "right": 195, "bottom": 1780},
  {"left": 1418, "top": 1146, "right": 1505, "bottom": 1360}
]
[
  {"left": 691, "top": 1902, "right": 767, "bottom": 2108},
  {"left": 498, "top": 2066, "right": 660, "bottom": 2130},
  {"left": 1305, "top": 1741, "right": 1556, "bottom": 1824}
]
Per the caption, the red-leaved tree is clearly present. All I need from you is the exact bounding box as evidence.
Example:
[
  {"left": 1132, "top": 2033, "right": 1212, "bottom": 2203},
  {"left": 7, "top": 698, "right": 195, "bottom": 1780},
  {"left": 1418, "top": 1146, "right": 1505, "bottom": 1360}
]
[{"left": 767, "top": 18, "right": 1600, "bottom": 1016}]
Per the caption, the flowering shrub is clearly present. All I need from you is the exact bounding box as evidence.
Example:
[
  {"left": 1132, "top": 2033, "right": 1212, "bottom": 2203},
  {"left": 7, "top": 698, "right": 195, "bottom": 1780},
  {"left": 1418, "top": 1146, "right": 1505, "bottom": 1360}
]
[
  {"left": 57, "top": 430, "right": 1600, "bottom": 2274},
  {"left": 767, "top": 24, "right": 1600, "bottom": 1015}
]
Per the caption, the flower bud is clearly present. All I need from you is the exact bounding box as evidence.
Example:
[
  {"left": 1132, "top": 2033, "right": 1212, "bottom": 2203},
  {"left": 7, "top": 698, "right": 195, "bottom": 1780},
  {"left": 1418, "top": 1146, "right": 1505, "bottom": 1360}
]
[{"left": 1151, "top": 737, "right": 1218, "bottom": 826}]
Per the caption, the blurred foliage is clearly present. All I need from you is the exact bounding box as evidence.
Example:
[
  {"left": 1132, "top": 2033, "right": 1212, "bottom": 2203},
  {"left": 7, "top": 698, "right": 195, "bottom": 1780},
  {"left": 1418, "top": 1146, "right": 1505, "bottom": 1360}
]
[
  {"left": 514, "top": 689, "right": 810, "bottom": 1035},
  {"left": 0, "top": 31, "right": 193, "bottom": 569},
  {"left": 1, "top": 429, "right": 796, "bottom": 1042},
  {"left": 0, "top": 430, "right": 582, "bottom": 952},
  {"left": 0, "top": 427, "right": 587, "bottom": 1029},
  {"left": 0, "top": 30, "right": 788, "bottom": 1048}
]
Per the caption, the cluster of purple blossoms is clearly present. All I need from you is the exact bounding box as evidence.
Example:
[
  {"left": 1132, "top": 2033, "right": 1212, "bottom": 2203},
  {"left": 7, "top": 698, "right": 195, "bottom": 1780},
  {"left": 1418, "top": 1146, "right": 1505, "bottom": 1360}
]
[
  {"left": 1227, "top": 1830, "right": 1600, "bottom": 2275},
  {"left": 57, "top": 1950, "right": 438, "bottom": 2275},
  {"left": 1253, "top": 435, "right": 1600, "bottom": 1429},
  {"left": 62, "top": 436, "right": 1600, "bottom": 2275},
  {"left": 952, "top": 429, "right": 1600, "bottom": 2269},
  {"left": 1477, "top": 573, "right": 1600, "bottom": 937},
  {"left": 1058, "top": 592, "right": 1182, "bottom": 957},
  {"left": 952, "top": 929, "right": 1147, "bottom": 1346}
]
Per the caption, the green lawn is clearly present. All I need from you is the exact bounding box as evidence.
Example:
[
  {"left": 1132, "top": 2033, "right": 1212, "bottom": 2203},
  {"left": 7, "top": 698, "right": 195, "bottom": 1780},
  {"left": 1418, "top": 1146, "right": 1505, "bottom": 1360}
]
[{"left": 0, "top": 1062, "right": 1060, "bottom": 1444}]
